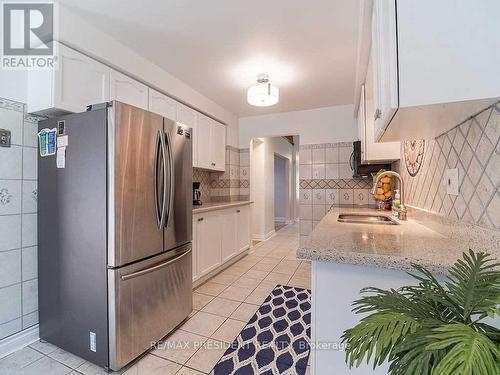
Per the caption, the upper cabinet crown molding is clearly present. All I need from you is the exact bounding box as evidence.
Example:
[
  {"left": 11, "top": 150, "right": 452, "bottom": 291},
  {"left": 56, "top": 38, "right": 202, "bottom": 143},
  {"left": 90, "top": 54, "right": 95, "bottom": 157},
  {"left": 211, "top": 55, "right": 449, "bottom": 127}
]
[
  {"left": 26, "top": 42, "right": 227, "bottom": 171},
  {"left": 109, "top": 69, "right": 149, "bottom": 110},
  {"left": 357, "top": 0, "right": 500, "bottom": 142},
  {"left": 27, "top": 42, "right": 110, "bottom": 116}
]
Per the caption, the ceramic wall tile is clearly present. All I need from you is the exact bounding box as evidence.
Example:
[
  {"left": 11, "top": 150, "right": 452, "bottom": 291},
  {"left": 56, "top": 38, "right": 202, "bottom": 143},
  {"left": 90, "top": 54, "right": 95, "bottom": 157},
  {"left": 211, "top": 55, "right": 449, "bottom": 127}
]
[
  {"left": 0, "top": 107, "right": 23, "bottom": 146},
  {"left": 0, "top": 249, "right": 21, "bottom": 288},
  {"left": 23, "top": 120, "right": 38, "bottom": 148},
  {"left": 0, "top": 317, "right": 22, "bottom": 340},
  {"left": 0, "top": 179, "right": 22, "bottom": 215},
  {"left": 22, "top": 147, "right": 37, "bottom": 180},
  {"left": 339, "top": 189, "right": 354, "bottom": 205},
  {"left": 22, "top": 310, "right": 38, "bottom": 329},
  {"left": 21, "top": 213, "right": 37, "bottom": 248},
  {"left": 325, "top": 189, "right": 339, "bottom": 206},
  {"left": 299, "top": 204, "right": 312, "bottom": 220},
  {"left": 0, "top": 284, "right": 21, "bottom": 324},
  {"left": 325, "top": 147, "right": 339, "bottom": 163},
  {"left": 312, "top": 148, "right": 325, "bottom": 164},
  {"left": 339, "top": 146, "right": 352, "bottom": 163},
  {"left": 299, "top": 164, "right": 312, "bottom": 180},
  {"left": 299, "top": 149, "right": 312, "bottom": 165},
  {"left": 21, "top": 180, "right": 37, "bottom": 213},
  {"left": 400, "top": 102, "right": 500, "bottom": 230},
  {"left": 0, "top": 145, "right": 22, "bottom": 179},
  {"left": 22, "top": 279, "right": 38, "bottom": 315},
  {"left": 312, "top": 189, "right": 325, "bottom": 205},
  {"left": 299, "top": 189, "right": 312, "bottom": 205},
  {"left": 0, "top": 214, "right": 21, "bottom": 251},
  {"left": 22, "top": 246, "right": 37, "bottom": 281},
  {"left": 338, "top": 163, "right": 352, "bottom": 179},
  {"left": 311, "top": 164, "right": 325, "bottom": 179},
  {"left": 312, "top": 205, "right": 326, "bottom": 220},
  {"left": 325, "top": 164, "right": 339, "bottom": 179},
  {"left": 353, "top": 189, "right": 370, "bottom": 206}
]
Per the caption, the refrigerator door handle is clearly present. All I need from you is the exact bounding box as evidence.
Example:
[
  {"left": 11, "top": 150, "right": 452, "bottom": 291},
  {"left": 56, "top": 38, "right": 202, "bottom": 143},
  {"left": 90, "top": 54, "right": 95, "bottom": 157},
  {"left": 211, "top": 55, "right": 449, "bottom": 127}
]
[
  {"left": 159, "top": 130, "right": 168, "bottom": 229},
  {"left": 164, "top": 131, "right": 175, "bottom": 228},
  {"left": 154, "top": 130, "right": 164, "bottom": 229},
  {"left": 120, "top": 248, "right": 191, "bottom": 281}
]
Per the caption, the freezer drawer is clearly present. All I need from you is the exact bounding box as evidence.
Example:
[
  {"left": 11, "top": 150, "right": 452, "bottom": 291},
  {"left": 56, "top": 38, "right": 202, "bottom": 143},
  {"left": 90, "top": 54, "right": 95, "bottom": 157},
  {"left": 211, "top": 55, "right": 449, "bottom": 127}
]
[{"left": 108, "top": 244, "right": 192, "bottom": 370}]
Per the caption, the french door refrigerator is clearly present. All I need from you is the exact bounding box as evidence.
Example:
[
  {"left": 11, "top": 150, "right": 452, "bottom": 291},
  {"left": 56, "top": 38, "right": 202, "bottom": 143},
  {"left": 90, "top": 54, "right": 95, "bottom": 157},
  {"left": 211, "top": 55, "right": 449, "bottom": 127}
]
[{"left": 38, "top": 101, "right": 193, "bottom": 371}]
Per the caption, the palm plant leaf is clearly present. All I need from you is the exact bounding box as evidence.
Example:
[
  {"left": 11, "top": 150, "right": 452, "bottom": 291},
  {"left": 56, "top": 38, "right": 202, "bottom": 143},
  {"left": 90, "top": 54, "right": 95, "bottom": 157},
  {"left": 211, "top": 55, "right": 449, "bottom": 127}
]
[
  {"left": 341, "top": 312, "right": 420, "bottom": 368},
  {"left": 444, "top": 250, "right": 500, "bottom": 322},
  {"left": 342, "top": 250, "right": 500, "bottom": 375},
  {"left": 388, "top": 328, "right": 446, "bottom": 375},
  {"left": 426, "top": 323, "right": 500, "bottom": 375}
]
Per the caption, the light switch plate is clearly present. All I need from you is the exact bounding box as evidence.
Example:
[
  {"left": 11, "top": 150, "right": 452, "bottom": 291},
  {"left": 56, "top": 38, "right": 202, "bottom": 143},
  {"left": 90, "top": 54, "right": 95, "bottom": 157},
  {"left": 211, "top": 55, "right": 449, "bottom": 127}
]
[
  {"left": 446, "top": 168, "right": 459, "bottom": 196},
  {"left": 0, "top": 128, "right": 11, "bottom": 147}
]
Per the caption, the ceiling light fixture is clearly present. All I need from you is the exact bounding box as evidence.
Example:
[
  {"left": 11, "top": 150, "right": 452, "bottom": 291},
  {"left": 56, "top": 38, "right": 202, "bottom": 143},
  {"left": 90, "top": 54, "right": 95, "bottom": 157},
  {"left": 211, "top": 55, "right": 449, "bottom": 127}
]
[{"left": 247, "top": 73, "right": 279, "bottom": 107}]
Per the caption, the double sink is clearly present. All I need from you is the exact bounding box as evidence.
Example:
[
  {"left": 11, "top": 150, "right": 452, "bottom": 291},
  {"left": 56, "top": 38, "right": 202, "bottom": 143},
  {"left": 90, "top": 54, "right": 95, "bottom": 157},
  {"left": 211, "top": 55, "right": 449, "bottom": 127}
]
[{"left": 337, "top": 213, "right": 398, "bottom": 225}]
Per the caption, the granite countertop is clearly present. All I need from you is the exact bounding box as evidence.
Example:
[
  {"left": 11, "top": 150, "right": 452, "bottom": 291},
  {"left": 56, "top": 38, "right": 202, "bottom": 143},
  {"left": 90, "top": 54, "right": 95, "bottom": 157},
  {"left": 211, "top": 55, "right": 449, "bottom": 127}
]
[
  {"left": 297, "top": 206, "right": 500, "bottom": 274},
  {"left": 193, "top": 200, "right": 253, "bottom": 213}
]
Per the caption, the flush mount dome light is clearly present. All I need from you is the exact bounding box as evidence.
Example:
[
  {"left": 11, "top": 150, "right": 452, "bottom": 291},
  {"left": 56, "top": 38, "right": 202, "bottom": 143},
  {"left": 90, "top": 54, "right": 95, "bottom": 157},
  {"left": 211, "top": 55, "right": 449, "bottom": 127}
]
[{"left": 247, "top": 74, "right": 279, "bottom": 107}]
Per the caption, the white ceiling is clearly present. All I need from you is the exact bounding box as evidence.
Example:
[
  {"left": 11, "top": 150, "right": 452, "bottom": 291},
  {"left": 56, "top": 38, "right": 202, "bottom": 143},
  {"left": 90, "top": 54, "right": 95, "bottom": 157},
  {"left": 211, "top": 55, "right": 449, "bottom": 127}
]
[{"left": 59, "top": 0, "right": 360, "bottom": 116}]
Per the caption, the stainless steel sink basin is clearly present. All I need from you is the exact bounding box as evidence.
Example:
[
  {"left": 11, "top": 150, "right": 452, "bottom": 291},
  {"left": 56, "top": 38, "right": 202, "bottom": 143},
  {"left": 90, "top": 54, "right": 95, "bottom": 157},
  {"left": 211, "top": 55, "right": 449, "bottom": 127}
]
[{"left": 337, "top": 213, "right": 398, "bottom": 225}]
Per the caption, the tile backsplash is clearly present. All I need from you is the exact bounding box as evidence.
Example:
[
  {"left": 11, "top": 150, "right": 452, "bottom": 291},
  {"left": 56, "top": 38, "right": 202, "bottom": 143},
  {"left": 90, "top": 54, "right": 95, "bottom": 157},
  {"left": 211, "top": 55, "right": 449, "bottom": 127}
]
[
  {"left": 0, "top": 97, "right": 41, "bottom": 340},
  {"left": 398, "top": 102, "right": 499, "bottom": 231},
  {"left": 298, "top": 142, "right": 374, "bottom": 241},
  {"left": 193, "top": 146, "right": 250, "bottom": 203}
]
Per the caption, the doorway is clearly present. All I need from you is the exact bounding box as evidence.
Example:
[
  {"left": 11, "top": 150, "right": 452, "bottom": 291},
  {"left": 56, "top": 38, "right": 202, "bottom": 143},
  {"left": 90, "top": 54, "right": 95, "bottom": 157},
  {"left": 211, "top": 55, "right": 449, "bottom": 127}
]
[{"left": 274, "top": 153, "right": 289, "bottom": 231}]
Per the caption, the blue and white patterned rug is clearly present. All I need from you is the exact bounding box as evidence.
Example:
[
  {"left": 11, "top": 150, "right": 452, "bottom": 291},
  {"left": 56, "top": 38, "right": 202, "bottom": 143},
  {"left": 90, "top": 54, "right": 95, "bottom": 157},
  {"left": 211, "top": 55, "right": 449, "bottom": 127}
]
[{"left": 212, "top": 285, "right": 312, "bottom": 375}]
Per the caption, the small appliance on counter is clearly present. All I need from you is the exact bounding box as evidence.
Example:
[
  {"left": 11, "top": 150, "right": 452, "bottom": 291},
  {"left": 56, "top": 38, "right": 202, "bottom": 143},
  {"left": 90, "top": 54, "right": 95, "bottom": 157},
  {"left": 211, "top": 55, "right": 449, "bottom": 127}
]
[{"left": 193, "top": 181, "right": 202, "bottom": 206}]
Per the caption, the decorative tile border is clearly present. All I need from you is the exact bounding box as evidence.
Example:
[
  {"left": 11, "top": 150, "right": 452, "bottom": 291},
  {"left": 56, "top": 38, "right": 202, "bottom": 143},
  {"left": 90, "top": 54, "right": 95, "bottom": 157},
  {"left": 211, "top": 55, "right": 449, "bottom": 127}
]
[
  {"left": 0, "top": 98, "right": 24, "bottom": 112},
  {"left": 299, "top": 142, "right": 352, "bottom": 150},
  {"left": 300, "top": 178, "right": 372, "bottom": 189}
]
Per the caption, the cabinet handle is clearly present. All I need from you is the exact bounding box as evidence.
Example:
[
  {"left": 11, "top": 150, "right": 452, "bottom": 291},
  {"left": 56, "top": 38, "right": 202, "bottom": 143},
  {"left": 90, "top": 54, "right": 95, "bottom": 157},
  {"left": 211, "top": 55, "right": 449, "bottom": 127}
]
[
  {"left": 198, "top": 217, "right": 204, "bottom": 222},
  {"left": 236, "top": 210, "right": 241, "bottom": 213},
  {"left": 374, "top": 108, "right": 382, "bottom": 120}
]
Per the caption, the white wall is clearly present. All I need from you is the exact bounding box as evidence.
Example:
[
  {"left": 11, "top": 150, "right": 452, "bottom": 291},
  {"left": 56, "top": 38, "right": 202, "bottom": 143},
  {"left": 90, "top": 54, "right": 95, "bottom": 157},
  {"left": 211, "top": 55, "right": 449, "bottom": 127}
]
[
  {"left": 0, "top": 71, "right": 27, "bottom": 104},
  {"left": 239, "top": 105, "right": 357, "bottom": 147},
  {"left": 274, "top": 155, "right": 288, "bottom": 221}
]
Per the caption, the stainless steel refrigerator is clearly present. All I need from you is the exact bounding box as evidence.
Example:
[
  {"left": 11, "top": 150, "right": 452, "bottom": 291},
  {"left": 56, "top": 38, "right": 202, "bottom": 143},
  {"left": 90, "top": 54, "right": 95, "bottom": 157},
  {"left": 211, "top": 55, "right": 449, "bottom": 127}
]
[{"left": 38, "top": 101, "right": 193, "bottom": 371}]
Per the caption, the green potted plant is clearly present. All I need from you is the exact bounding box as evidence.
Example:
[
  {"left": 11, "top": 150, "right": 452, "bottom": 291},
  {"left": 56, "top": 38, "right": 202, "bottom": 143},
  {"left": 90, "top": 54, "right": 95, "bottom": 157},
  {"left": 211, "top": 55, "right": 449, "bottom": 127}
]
[{"left": 341, "top": 250, "right": 500, "bottom": 375}]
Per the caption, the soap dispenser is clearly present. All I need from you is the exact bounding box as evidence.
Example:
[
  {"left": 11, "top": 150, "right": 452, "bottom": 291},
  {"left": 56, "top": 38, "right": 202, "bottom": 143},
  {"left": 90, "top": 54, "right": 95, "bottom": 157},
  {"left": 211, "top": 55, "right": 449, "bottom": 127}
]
[{"left": 392, "top": 189, "right": 401, "bottom": 217}]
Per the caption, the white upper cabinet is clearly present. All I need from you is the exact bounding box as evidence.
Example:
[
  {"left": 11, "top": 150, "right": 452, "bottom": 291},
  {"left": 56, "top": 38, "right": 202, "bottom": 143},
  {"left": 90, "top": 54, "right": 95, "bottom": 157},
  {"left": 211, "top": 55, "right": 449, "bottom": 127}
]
[
  {"left": 360, "top": 63, "right": 400, "bottom": 163},
  {"left": 109, "top": 69, "right": 148, "bottom": 110},
  {"left": 28, "top": 42, "right": 110, "bottom": 115},
  {"left": 148, "top": 89, "right": 177, "bottom": 120},
  {"left": 194, "top": 113, "right": 226, "bottom": 172},
  {"left": 364, "top": 0, "right": 500, "bottom": 142},
  {"left": 177, "top": 103, "right": 198, "bottom": 167},
  {"left": 196, "top": 114, "right": 212, "bottom": 169},
  {"left": 211, "top": 121, "right": 226, "bottom": 171}
]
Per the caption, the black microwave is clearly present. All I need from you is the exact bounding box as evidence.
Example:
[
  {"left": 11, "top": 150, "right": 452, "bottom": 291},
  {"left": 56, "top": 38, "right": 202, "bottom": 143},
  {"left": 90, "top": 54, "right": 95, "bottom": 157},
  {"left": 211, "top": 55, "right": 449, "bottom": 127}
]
[{"left": 351, "top": 141, "right": 391, "bottom": 178}]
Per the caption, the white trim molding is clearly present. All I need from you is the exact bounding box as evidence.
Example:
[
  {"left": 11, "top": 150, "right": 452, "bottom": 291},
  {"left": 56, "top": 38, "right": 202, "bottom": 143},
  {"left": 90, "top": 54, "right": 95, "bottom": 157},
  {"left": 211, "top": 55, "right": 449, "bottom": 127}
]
[{"left": 0, "top": 325, "right": 39, "bottom": 359}]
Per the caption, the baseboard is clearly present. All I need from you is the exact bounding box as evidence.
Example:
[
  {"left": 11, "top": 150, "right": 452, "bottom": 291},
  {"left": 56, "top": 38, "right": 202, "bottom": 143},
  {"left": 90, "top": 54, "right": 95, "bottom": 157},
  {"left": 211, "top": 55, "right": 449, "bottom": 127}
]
[
  {"left": 0, "top": 325, "right": 39, "bottom": 359},
  {"left": 252, "top": 229, "right": 276, "bottom": 241}
]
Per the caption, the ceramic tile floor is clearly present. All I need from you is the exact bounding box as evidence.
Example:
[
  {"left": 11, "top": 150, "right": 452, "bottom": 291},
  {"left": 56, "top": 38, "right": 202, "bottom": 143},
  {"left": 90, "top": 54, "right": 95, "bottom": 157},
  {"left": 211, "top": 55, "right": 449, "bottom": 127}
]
[{"left": 0, "top": 223, "right": 311, "bottom": 375}]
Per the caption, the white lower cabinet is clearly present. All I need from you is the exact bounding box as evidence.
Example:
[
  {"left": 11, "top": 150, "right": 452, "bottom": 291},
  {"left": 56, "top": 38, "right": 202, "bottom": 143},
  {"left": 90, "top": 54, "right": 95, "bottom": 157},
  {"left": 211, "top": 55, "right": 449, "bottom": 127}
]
[
  {"left": 195, "top": 212, "right": 222, "bottom": 278},
  {"left": 236, "top": 205, "right": 251, "bottom": 253},
  {"left": 192, "top": 204, "right": 251, "bottom": 282}
]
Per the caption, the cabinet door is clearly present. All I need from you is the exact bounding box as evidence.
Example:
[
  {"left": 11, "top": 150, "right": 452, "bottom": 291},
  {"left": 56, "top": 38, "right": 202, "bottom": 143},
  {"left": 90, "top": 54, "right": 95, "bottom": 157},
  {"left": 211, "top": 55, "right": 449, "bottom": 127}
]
[
  {"left": 372, "top": 0, "right": 398, "bottom": 140},
  {"left": 148, "top": 89, "right": 177, "bottom": 120},
  {"left": 196, "top": 213, "right": 222, "bottom": 277},
  {"left": 177, "top": 104, "right": 198, "bottom": 167},
  {"left": 109, "top": 69, "right": 149, "bottom": 110},
  {"left": 211, "top": 121, "right": 226, "bottom": 171},
  {"left": 54, "top": 44, "right": 110, "bottom": 113},
  {"left": 197, "top": 115, "right": 212, "bottom": 169},
  {"left": 236, "top": 205, "right": 251, "bottom": 253},
  {"left": 220, "top": 210, "right": 237, "bottom": 262},
  {"left": 192, "top": 218, "right": 199, "bottom": 282}
]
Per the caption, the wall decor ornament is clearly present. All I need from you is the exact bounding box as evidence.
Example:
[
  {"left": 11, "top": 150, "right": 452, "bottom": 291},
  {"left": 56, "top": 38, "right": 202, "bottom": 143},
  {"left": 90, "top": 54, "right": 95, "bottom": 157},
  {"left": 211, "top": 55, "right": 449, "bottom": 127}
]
[{"left": 404, "top": 140, "right": 425, "bottom": 177}]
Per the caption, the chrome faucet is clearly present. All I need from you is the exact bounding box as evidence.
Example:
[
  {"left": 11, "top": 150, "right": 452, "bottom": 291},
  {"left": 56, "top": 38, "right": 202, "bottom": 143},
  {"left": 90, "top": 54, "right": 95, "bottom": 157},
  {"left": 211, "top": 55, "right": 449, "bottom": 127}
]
[{"left": 371, "top": 171, "right": 407, "bottom": 220}]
